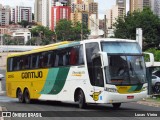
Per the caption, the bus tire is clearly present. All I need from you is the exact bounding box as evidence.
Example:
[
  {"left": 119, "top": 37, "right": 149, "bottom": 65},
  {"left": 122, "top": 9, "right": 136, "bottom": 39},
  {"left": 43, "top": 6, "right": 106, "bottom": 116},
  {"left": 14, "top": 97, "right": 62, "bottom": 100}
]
[
  {"left": 112, "top": 103, "right": 121, "bottom": 109},
  {"left": 78, "top": 90, "right": 86, "bottom": 109},
  {"left": 24, "top": 89, "right": 31, "bottom": 104},
  {"left": 17, "top": 89, "right": 24, "bottom": 103}
]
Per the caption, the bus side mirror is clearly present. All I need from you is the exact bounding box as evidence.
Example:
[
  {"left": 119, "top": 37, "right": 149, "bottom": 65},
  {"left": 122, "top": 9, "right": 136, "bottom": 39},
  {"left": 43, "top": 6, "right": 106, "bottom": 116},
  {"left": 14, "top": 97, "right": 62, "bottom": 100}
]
[
  {"left": 100, "top": 52, "right": 108, "bottom": 67},
  {"left": 143, "top": 52, "right": 154, "bottom": 67},
  {"left": 91, "top": 52, "right": 108, "bottom": 67}
]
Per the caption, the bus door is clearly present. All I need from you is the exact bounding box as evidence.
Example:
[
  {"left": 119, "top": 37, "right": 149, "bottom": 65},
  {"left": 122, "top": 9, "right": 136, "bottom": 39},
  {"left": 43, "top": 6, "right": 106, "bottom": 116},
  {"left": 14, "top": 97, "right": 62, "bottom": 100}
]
[
  {"left": 86, "top": 43, "right": 104, "bottom": 103},
  {"left": 91, "top": 56, "right": 104, "bottom": 103}
]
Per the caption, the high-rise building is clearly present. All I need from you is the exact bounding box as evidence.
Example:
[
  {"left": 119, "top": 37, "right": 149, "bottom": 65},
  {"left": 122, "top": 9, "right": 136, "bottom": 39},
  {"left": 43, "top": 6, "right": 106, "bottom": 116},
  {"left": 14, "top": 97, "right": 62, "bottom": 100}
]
[
  {"left": 130, "top": 0, "right": 151, "bottom": 13},
  {"left": 71, "top": 11, "right": 88, "bottom": 27},
  {"left": 116, "top": 0, "right": 126, "bottom": 16},
  {"left": 143, "top": 0, "right": 150, "bottom": 8},
  {"left": 71, "top": 3, "right": 86, "bottom": 13},
  {"left": 0, "top": 4, "right": 10, "bottom": 26},
  {"left": 51, "top": 5, "right": 71, "bottom": 30},
  {"left": 53, "top": 0, "right": 69, "bottom": 6},
  {"left": 34, "top": 0, "right": 42, "bottom": 24},
  {"left": 151, "top": 0, "right": 160, "bottom": 18},
  {"left": 89, "top": 2, "right": 98, "bottom": 17},
  {"left": 42, "top": 0, "right": 50, "bottom": 27},
  {"left": 106, "top": 5, "right": 119, "bottom": 29},
  {"left": 11, "top": 6, "right": 32, "bottom": 23}
]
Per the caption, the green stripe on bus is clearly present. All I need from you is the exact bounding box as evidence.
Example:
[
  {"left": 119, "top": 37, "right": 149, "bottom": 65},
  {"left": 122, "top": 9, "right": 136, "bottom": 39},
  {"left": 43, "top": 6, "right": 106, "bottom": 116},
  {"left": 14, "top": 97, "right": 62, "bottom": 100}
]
[
  {"left": 40, "top": 67, "right": 70, "bottom": 95},
  {"left": 128, "top": 86, "right": 137, "bottom": 92},
  {"left": 134, "top": 84, "right": 143, "bottom": 91},
  {"left": 40, "top": 68, "right": 59, "bottom": 94}
]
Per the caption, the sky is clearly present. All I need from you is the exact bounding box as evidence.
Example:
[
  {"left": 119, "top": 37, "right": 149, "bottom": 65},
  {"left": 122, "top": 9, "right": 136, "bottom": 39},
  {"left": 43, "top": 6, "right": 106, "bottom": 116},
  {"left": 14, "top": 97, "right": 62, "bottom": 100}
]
[{"left": 0, "top": 0, "right": 129, "bottom": 19}]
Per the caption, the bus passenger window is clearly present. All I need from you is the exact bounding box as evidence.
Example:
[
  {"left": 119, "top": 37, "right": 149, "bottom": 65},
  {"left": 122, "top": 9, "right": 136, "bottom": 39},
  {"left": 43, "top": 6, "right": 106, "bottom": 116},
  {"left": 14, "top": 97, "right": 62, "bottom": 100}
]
[
  {"left": 47, "top": 51, "right": 54, "bottom": 67},
  {"left": 7, "top": 58, "right": 13, "bottom": 71},
  {"left": 69, "top": 47, "right": 77, "bottom": 65},
  {"left": 31, "top": 54, "right": 39, "bottom": 69},
  {"left": 78, "top": 45, "right": 84, "bottom": 64},
  {"left": 54, "top": 54, "right": 59, "bottom": 66},
  {"left": 23, "top": 55, "right": 30, "bottom": 69},
  {"left": 19, "top": 58, "right": 23, "bottom": 70},
  {"left": 58, "top": 53, "right": 63, "bottom": 66}
]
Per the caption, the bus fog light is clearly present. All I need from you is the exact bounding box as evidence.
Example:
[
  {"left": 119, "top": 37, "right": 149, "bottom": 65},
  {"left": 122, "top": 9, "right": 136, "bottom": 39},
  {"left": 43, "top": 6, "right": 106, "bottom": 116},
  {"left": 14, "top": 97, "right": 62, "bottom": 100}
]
[{"left": 105, "top": 88, "right": 117, "bottom": 93}]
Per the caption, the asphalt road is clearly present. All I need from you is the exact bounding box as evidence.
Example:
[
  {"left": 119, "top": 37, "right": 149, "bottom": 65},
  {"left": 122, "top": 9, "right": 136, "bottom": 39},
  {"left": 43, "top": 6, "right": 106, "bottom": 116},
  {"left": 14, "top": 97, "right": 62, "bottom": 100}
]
[
  {"left": 0, "top": 96, "right": 160, "bottom": 120},
  {"left": 0, "top": 69, "right": 160, "bottom": 120}
]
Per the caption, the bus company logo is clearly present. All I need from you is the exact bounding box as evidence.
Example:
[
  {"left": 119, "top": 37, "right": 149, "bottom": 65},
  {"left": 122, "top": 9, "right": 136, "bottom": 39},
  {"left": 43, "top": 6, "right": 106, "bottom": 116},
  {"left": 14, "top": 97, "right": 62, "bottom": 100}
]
[
  {"left": 72, "top": 71, "right": 85, "bottom": 77},
  {"left": 90, "top": 91, "right": 101, "bottom": 101},
  {"left": 21, "top": 71, "right": 43, "bottom": 79}
]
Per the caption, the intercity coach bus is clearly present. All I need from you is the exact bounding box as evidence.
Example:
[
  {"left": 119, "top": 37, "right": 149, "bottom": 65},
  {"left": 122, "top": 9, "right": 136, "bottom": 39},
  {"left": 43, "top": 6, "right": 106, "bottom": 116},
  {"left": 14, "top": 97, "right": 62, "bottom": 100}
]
[{"left": 6, "top": 38, "right": 147, "bottom": 108}]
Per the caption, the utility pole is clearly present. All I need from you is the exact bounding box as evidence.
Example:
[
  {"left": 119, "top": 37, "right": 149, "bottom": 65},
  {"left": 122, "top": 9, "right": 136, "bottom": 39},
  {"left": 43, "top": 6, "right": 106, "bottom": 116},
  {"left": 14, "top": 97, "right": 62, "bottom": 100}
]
[
  {"left": 104, "top": 15, "right": 107, "bottom": 38},
  {"left": 81, "top": 22, "right": 83, "bottom": 41}
]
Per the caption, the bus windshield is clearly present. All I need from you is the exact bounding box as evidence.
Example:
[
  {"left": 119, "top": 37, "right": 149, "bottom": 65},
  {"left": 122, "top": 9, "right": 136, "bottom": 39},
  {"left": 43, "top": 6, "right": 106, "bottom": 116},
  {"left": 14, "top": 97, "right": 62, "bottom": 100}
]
[{"left": 102, "top": 42, "right": 146, "bottom": 85}]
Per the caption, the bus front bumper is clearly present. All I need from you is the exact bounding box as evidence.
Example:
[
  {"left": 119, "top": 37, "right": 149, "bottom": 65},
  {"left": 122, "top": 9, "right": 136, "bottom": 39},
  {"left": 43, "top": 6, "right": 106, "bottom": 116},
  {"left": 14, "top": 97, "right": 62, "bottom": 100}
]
[{"left": 100, "top": 91, "right": 147, "bottom": 104}]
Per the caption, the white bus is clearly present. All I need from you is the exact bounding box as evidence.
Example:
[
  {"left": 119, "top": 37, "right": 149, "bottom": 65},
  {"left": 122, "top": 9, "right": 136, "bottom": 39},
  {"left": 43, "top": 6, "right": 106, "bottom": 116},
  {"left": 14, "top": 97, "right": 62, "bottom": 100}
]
[{"left": 6, "top": 38, "right": 147, "bottom": 109}]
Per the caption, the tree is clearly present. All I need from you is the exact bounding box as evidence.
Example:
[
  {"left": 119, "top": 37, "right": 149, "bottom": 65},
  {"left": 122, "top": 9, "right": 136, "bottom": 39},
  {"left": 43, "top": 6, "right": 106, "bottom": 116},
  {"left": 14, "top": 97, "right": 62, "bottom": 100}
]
[
  {"left": 18, "top": 20, "right": 29, "bottom": 28},
  {"left": 73, "top": 22, "right": 90, "bottom": 40},
  {"left": 55, "top": 19, "right": 90, "bottom": 41},
  {"left": 29, "top": 25, "right": 55, "bottom": 45},
  {"left": 55, "top": 19, "right": 73, "bottom": 41},
  {"left": 113, "top": 8, "right": 160, "bottom": 50}
]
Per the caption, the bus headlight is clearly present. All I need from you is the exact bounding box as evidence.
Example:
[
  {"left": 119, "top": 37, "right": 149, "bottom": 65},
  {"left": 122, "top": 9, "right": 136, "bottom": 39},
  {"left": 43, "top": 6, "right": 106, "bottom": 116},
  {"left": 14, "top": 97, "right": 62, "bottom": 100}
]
[{"left": 105, "top": 88, "right": 117, "bottom": 93}]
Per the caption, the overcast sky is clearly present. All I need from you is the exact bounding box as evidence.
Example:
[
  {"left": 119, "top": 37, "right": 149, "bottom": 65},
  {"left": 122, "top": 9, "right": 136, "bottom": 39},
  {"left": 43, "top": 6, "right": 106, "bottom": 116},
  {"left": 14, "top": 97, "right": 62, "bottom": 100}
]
[{"left": 0, "top": 0, "right": 129, "bottom": 19}]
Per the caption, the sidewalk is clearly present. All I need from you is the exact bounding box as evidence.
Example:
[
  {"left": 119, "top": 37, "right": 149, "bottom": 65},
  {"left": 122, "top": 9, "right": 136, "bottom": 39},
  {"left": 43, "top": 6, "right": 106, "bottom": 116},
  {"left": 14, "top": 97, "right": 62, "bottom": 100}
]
[{"left": 137, "top": 95, "right": 160, "bottom": 107}]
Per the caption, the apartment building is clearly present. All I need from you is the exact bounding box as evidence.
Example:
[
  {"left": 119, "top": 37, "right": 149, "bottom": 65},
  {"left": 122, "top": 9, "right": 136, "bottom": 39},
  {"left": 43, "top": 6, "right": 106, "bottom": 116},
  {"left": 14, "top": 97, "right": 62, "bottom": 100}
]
[
  {"left": 0, "top": 4, "right": 10, "bottom": 26},
  {"left": 11, "top": 6, "right": 32, "bottom": 23},
  {"left": 34, "top": 0, "right": 42, "bottom": 24},
  {"left": 51, "top": 5, "right": 71, "bottom": 30}
]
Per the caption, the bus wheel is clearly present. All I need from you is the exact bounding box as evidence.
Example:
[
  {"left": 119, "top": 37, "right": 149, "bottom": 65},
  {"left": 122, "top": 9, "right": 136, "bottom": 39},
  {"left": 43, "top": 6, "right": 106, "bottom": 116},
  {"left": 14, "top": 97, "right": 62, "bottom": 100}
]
[
  {"left": 24, "top": 89, "right": 31, "bottom": 104},
  {"left": 78, "top": 90, "right": 86, "bottom": 109},
  {"left": 17, "top": 89, "right": 24, "bottom": 103},
  {"left": 112, "top": 103, "right": 121, "bottom": 109}
]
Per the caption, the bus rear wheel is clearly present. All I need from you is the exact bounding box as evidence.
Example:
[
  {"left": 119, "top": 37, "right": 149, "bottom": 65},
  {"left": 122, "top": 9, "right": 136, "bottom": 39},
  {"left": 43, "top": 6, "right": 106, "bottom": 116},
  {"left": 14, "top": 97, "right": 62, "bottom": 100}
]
[
  {"left": 112, "top": 103, "right": 121, "bottom": 109},
  {"left": 17, "top": 89, "right": 24, "bottom": 103},
  {"left": 78, "top": 90, "right": 86, "bottom": 109},
  {"left": 24, "top": 89, "right": 31, "bottom": 104}
]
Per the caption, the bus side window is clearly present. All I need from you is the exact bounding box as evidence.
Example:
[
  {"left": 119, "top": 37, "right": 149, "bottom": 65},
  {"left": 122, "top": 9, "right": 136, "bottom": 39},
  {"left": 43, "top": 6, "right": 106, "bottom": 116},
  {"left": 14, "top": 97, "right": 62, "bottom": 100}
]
[
  {"left": 23, "top": 55, "right": 30, "bottom": 69},
  {"left": 56, "top": 49, "right": 67, "bottom": 66},
  {"left": 47, "top": 51, "right": 55, "bottom": 67},
  {"left": 19, "top": 57, "right": 23, "bottom": 70},
  {"left": 69, "top": 47, "right": 78, "bottom": 65},
  {"left": 78, "top": 45, "right": 84, "bottom": 65},
  {"left": 86, "top": 43, "right": 100, "bottom": 86},
  {"left": 43, "top": 52, "right": 49, "bottom": 67},
  {"left": 31, "top": 54, "right": 39, "bottom": 69},
  {"left": 13, "top": 57, "right": 19, "bottom": 71},
  {"left": 39, "top": 53, "right": 44, "bottom": 68},
  {"left": 7, "top": 58, "right": 13, "bottom": 71}
]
